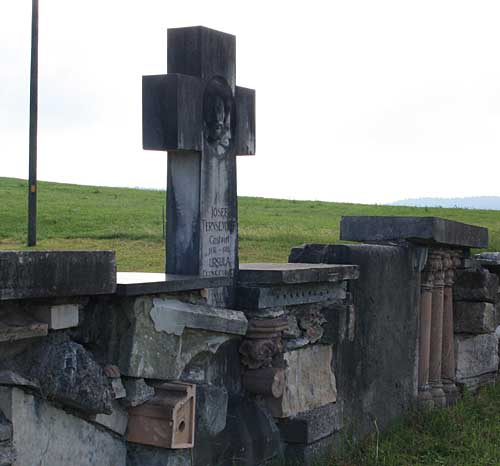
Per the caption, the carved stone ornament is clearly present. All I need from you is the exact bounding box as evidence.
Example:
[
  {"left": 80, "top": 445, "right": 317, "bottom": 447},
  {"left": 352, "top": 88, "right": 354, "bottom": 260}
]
[
  {"left": 203, "top": 77, "right": 235, "bottom": 158},
  {"left": 239, "top": 338, "right": 283, "bottom": 369}
]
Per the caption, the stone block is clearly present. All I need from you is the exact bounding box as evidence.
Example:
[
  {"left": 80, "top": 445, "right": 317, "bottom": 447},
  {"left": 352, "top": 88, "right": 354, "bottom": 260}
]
[
  {"left": 454, "top": 269, "right": 499, "bottom": 303},
  {"left": 278, "top": 402, "right": 343, "bottom": 444},
  {"left": 0, "top": 387, "right": 126, "bottom": 466},
  {"left": 0, "top": 309, "right": 47, "bottom": 343},
  {"left": 289, "top": 243, "right": 421, "bottom": 438},
  {"left": 116, "top": 272, "right": 231, "bottom": 296},
  {"left": 127, "top": 444, "right": 190, "bottom": 466},
  {"left": 31, "top": 304, "right": 79, "bottom": 330},
  {"left": 238, "top": 263, "right": 359, "bottom": 285},
  {"left": 110, "top": 378, "right": 126, "bottom": 399},
  {"left": 88, "top": 400, "right": 128, "bottom": 436},
  {"left": 339, "top": 216, "right": 488, "bottom": 248},
  {"left": 285, "top": 433, "right": 339, "bottom": 466},
  {"left": 193, "top": 395, "right": 283, "bottom": 466},
  {"left": 266, "top": 345, "right": 337, "bottom": 418},
  {"left": 150, "top": 298, "right": 247, "bottom": 336},
  {"left": 0, "top": 251, "right": 116, "bottom": 300},
  {"left": 196, "top": 384, "right": 228, "bottom": 436},
  {"left": 0, "top": 413, "right": 12, "bottom": 442},
  {"left": 455, "top": 333, "right": 499, "bottom": 381},
  {"left": 474, "top": 252, "right": 500, "bottom": 274},
  {"left": 118, "top": 297, "right": 237, "bottom": 380},
  {"left": 242, "top": 368, "right": 285, "bottom": 398},
  {"left": 0, "top": 371, "right": 39, "bottom": 391},
  {"left": 236, "top": 282, "right": 346, "bottom": 310},
  {"left": 454, "top": 302, "right": 496, "bottom": 334},
  {"left": 127, "top": 382, "right": 195, "bottom": 449},
  {"left": 0, "top": 444, "right": 16, "bottom": 466},
  {"left": 26, "top": 340, "right": 112, "bottom": 414},
  {"left": 122, "top": 378, "right": 155, "bottom": 407},
  {"left": 456, "top": 372, "right": 497, "bottom": 392}
]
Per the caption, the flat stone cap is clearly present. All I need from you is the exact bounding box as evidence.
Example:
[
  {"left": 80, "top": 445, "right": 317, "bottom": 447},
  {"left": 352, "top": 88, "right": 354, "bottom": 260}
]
[
  {"left": 116, "top": 272, "right": 231, "bottom": 296},
  {"left": 474, "top": 252, "right": 500, "bottom": 272},
  {"left": 238, "top": 263, "right": 359, "bottom": 285},
  {"left": 0, "top": 250, "right": 116, "bottom": 300},
  {"left": 340, "top": 216, "right": 488, "bottom": 249}
]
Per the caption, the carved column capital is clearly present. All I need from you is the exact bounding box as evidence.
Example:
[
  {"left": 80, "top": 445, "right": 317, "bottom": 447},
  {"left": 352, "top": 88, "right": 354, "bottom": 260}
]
[
  {"left": 421, "top": 262, "right": 434, "bottom": 291},
  {"left": 429, "top": 251, "right": 445, "bottom": 288},
  {"left": 442, "top": 252, "right": 455, "bottom": 288}
]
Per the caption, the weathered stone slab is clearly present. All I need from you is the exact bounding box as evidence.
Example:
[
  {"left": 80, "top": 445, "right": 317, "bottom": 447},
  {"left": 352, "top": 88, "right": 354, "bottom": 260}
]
[
  {"left": 285, "top": 433, "right": 338, "bottom": 466},
  {"left": 474, "top": 252, "right": 500, "bottom": 273},
  {"left": 118, "top": 297, "right": 236, "bottom": 380},
  {"left": 31, "top": 304, "right": 79, "bottom": 330},
  {"left": 26, "top": 340, "right": 112, "bottom": 414},
  {"left": 0, "top": 412, "right": 12, "bottom": 442},
  {"left": 236, "top": 282, "right": 346, "bottom": 310},
  {"left": 196, "top": 384, "right": 228, "bottom": 436},
  {"left": 456, "top": 372, "right": 498, "bottom": 392},
  {"left": 127, "top": 444, "right": 190, "bottom": 466},
  {"left": 193, "top": 395, "right": 282, "bottom": 466},
  {"left": 110, "top": 378, "right": 126, "bottom": 399},
  {"left": 0, "top": 371, "right": 40, "bottom": 391},
  {"left": 88, "top": 400, "right": 128, "bottom": 436},
  {"left": 0, "top": 310, "right": 47, "bottom": 342},
  {"left": 122, "top": 378, "right": 155, "bottom": 407},
  {"left": 455, "top": 333, "right": 499, "bottom": 381},
  {"left": 278, "top": 402, "right": 342, "bottom": 444},
  {"left": 453, "top": 269, "right": 499, "bottom": 303},
  {"left": 0, "top": 387, "right": 126, "bottom": 466},
  {"left": 266, "top": 345, "right": 337, "bottom": 418},
  {"left": 339, "top": 216, "right": 488, "bottom": 248},
  {"left": 454, "top": 302, "right": 496, "bottom": 334},
  {"left": 150, "top": 298, "right": 247, "bottom": 336},
  {"left": 289, "top": 243, "right": 421, "bottom": 438},
  {"left": 0, "top": 251, "right": 116, "bottom": 300},
  {"left": 116, "top": 272, "right": 231, "bottom": 296},
  {"left": 238, "top": 263, "right": 359, "bottom": 285},
  {"left": 0, "top": 444, "right": 15, "bottom": 466}
]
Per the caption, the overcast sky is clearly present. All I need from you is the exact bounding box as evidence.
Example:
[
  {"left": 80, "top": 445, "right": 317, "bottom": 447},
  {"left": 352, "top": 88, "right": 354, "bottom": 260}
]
[{"left": 2, "top": 0, "right": 500, "bottom": 204}]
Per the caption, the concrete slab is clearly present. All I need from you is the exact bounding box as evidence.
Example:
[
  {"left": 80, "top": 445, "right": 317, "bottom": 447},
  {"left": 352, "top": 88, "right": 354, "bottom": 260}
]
[
  {"left": 0, "top": 251, "right": 116, "bottom": 300},
  {"left": 238, "top": 263, "right": 359, "bottom": 285},
  {"left": 116, "top": 272, "right": 231, "bottom": 296},
  {"left": 340, "top": 216, "right": 488, "bottom": 248},
  {"left": 0, "top": 387, "right": 125, "bottom": 466}
]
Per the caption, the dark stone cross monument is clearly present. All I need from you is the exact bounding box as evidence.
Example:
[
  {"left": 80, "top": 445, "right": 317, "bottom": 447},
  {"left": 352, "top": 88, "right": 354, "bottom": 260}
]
[{"left": 142, "top": 26, "right": 255, "bottom": 306}]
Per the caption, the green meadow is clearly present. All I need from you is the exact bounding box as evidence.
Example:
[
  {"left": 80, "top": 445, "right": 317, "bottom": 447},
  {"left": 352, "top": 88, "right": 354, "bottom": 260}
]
[{"left": 1, "top": 176, "right": 500, "bottom": 271}]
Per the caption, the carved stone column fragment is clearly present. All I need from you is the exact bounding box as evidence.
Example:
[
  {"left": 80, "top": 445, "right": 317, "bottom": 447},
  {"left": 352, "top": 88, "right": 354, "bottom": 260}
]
[
  {"left": 417, "top": 257, "right": 434, "bottom": 409},
  {"left": 428, "top": 251, "right": 446, "bottom": 407},
  {"left": 441, "top": 251, "right": 459, "bottom": 405}
]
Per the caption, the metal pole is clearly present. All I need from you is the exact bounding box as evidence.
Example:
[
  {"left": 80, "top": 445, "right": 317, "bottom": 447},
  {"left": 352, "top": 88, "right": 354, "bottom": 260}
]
[{"left": 28, "top": 0, "right": 39, "bottom": 246}]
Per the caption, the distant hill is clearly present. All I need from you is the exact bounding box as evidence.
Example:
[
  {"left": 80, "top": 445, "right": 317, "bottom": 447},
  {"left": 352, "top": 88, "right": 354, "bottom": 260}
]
[{"left": 392, "top": 197, "right": 500, "bottom": 211}]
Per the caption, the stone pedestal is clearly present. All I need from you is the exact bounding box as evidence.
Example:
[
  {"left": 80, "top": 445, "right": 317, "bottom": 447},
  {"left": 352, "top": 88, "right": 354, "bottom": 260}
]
[
  {"left": 417, "top": 260, "right": 434, "bottom": 409},
  {"left": 441, "top": 252, "right": 459, "bottom": 405},
  {"left": 428, "top": 252, "right": 446, "bottom": 407}
]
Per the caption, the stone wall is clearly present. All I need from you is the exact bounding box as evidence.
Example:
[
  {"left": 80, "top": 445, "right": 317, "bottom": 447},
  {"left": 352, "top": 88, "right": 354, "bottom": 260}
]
[
  {"left": 0, "top": 216, "right": 499, "bottom": 466},
  {"left": 289, "top": 243, "right": 421, "bottom": 441}
]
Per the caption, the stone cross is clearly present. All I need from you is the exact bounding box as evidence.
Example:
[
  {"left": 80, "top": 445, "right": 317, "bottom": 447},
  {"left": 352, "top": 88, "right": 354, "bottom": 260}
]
[{"left": 142, "top": 26, "right": 255, "bottom": 306}]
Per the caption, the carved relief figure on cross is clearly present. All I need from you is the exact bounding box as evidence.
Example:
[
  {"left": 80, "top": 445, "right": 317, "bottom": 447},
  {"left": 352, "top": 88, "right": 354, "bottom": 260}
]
[{"left": 203, "top": 76, "right": 235, "bottom": 157}]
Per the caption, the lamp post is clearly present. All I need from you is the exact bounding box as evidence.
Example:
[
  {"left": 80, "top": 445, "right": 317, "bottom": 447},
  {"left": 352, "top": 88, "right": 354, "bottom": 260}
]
[{"left": 28, "top": 0, "right": 39, "bottom": 246}]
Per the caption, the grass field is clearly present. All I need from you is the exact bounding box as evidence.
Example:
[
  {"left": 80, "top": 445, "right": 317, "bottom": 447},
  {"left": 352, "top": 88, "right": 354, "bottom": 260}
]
[
  {"left": 2, "top": 177, "right": 500, "bottom": 271},
  {"left": 2, "top": 176, "right": 500, "bottom": 465},
  {"left": 326, "top": 384, "right": 500, "bottom": 466}
]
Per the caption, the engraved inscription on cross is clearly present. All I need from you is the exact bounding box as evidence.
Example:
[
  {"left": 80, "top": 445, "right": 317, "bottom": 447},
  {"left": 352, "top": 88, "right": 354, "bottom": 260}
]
[{"left": 142, "top": 26, "right": 255, "bottom": 305}]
